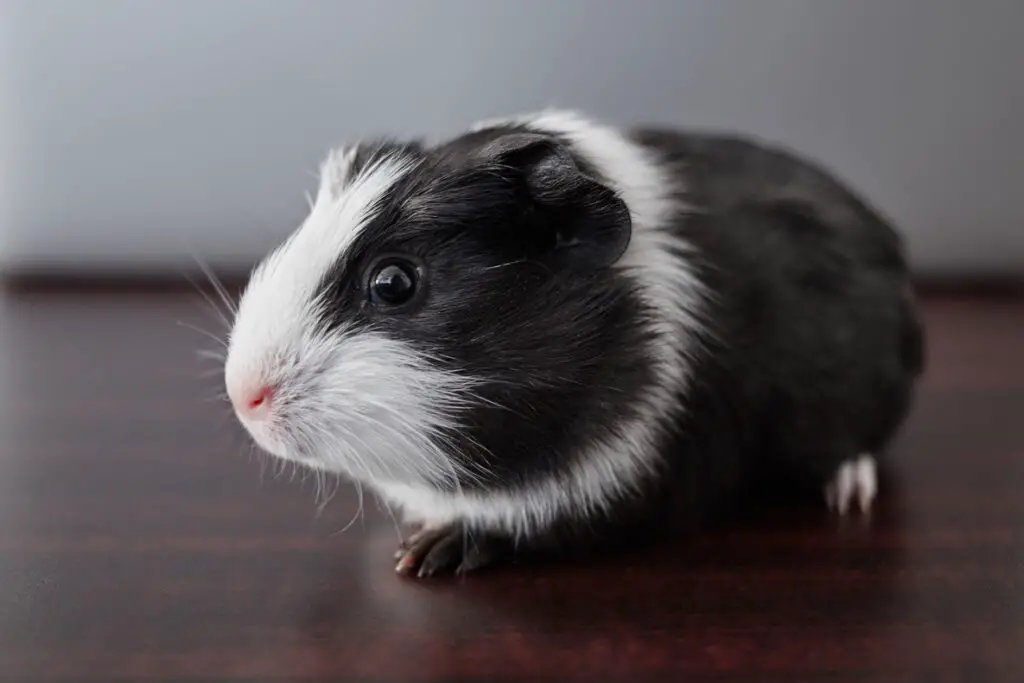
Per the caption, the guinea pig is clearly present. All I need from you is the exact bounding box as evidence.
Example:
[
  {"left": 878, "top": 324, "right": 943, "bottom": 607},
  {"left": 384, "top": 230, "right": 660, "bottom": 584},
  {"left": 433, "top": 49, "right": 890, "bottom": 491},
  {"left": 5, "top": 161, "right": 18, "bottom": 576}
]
[{"left": 223, "top": 109, "right": 925, "bottom": 577}]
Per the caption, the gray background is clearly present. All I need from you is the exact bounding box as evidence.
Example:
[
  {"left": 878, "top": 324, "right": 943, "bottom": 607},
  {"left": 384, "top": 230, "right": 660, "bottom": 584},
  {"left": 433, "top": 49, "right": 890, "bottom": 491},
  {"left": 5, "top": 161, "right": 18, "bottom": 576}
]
[{"left": 2, "top": 0, "right": 1021, "bottom": 276}]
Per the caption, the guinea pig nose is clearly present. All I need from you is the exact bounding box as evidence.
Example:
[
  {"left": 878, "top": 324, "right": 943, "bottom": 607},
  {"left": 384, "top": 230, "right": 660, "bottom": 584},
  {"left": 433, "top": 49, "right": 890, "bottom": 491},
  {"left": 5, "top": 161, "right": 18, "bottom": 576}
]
[{"left": 237, "top": 384, "right": 275, "bottom": 421}]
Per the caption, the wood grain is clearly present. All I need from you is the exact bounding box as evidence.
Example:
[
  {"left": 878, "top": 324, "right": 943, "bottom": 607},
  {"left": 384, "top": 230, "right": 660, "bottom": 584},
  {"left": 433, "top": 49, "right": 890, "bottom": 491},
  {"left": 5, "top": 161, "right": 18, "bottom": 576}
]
[{"left": 0, "top": 289, "right": 1022, "bottom": 682}]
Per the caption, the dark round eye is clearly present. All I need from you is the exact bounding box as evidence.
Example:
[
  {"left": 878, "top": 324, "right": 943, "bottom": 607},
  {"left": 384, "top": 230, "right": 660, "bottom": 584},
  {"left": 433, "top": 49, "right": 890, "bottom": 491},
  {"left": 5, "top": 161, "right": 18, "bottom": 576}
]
[{"left": 368, "top": 259, "right": 418, "bottom": 306}]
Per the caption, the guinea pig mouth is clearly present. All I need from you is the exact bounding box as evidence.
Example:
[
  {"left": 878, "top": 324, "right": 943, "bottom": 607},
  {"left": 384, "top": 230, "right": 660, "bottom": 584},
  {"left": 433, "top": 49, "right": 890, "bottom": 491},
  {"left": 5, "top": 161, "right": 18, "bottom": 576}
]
[
  {"left": 237, "top": 418, "right": 290, "bottom": 461},
  {"left": 238, "top": 409, "right": 341, "bottom": 471}
]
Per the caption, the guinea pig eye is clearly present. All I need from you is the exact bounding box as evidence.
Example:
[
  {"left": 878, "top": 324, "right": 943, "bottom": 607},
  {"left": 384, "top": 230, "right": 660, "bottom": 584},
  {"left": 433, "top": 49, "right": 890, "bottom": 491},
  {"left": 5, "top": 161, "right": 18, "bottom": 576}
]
[{"left": 367, "top": 257, "right": 419, "bottom": 307}]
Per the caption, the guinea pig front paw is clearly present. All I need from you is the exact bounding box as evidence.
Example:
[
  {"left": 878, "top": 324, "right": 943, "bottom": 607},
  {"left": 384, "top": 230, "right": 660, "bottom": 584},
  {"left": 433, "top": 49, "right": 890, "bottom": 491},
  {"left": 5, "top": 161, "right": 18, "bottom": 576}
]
[
  {"left": 394, "top": 523, "right": 504, "bottom": 578},
  {"left": 824, "top": 453, "right": 877, "bottom": 515}
]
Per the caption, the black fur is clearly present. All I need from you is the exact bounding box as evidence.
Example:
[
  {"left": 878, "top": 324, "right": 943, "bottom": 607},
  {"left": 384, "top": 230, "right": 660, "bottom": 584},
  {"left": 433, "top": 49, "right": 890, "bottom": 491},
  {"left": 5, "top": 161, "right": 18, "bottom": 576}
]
[
  {"left": 312, "top": 122, "right": 925, "bottom": 575},
  {"left": 315, "top": 129, "right": 658, "bottom": 493}
]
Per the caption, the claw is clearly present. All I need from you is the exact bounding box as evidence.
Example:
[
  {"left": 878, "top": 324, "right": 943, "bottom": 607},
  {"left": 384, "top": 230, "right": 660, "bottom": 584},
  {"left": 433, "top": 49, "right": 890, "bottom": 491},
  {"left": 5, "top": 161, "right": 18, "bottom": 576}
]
[{"left": 393, "top": 523, "right": 502, "bottom": 578}]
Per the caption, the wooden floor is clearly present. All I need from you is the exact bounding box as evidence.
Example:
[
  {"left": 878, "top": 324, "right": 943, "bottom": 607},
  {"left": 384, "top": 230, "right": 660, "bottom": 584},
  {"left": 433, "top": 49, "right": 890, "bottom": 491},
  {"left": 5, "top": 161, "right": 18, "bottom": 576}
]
[{"left": 0, "top": 287, "right": 1022, "bottom": 682}]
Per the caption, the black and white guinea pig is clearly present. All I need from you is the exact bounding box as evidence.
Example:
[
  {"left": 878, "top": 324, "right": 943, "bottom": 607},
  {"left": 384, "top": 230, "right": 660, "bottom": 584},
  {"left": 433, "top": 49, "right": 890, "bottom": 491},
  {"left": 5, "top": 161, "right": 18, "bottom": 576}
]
[{"left": 223, "top": 109, "right": 925, "bottom": 577}]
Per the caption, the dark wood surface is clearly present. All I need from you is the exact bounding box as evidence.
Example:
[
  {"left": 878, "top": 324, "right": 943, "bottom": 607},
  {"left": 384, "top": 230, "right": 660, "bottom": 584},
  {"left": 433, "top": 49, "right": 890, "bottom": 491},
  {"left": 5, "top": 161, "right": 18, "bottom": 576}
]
[{"left": 0, "top": 288, "right": 1022, "bottom": 682}]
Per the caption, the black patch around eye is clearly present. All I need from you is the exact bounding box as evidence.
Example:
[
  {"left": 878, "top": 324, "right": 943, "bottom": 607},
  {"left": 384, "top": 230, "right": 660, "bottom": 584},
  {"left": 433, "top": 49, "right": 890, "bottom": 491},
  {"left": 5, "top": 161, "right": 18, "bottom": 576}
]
[{"left": 365, "top": 254, "right": 426, "bottom": 310}]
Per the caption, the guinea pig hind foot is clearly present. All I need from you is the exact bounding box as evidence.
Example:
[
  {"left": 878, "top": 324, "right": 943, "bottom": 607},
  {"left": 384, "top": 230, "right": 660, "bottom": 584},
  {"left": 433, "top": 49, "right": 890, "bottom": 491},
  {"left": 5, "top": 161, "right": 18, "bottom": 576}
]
[{"left": 824, "top": 453, "right": 877, "bottom": 516}]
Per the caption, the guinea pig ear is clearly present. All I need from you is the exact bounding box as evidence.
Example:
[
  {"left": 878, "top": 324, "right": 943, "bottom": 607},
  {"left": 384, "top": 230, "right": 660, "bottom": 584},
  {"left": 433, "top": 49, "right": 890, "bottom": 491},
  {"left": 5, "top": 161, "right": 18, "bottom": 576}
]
[{"left": 481, "top": 133, "right": 632, "bottom": 269}]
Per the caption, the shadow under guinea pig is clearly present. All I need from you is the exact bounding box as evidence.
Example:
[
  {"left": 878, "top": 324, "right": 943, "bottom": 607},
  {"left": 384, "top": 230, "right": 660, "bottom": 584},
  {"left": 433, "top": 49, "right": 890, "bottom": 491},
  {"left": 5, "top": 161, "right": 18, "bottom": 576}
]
[{"left": 294, "top": 468, "right": 910, "bottom": 679}]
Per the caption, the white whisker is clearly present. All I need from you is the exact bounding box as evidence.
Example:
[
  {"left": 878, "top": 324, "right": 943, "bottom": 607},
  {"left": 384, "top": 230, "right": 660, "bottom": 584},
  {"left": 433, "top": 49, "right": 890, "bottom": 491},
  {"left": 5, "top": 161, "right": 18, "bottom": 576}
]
[
  {"left": 192, "top": 254, "right": 239, "bottom": 320},
  {"left": 378, "top": 495, "right": 404, "bottom": 544},
  {"left": 481, "top": 259, "right": 529, "bottom": 271},
  {"left": 177, "top": 320, "right": 227, "bottom": 349},
  {"left": 197, "top": 348, "right": 226, "bottom": 362},
  {"left": 179, "top": 267, "right": 233, "bottom": 329}
]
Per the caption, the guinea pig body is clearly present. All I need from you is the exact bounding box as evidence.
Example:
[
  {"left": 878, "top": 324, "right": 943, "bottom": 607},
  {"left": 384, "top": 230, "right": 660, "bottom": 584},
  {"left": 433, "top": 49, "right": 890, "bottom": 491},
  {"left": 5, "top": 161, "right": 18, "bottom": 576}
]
[{"left": 224, "top": 110, "right": 925, "bottom": 577}]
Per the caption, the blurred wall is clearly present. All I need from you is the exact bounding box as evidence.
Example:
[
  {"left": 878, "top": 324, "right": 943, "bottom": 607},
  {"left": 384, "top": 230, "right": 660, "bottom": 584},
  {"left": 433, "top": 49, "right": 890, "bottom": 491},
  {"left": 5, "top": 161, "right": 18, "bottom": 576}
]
[{"left": 1, "top": 0, "right": 1022, "bottom": 277}]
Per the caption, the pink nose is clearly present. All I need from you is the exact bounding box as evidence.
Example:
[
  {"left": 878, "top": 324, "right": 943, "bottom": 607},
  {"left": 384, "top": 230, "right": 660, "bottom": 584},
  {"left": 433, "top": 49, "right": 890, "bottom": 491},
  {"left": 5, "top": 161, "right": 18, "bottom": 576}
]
[{"left": 234, "top": 384, "right": 275, "bottom": 421}]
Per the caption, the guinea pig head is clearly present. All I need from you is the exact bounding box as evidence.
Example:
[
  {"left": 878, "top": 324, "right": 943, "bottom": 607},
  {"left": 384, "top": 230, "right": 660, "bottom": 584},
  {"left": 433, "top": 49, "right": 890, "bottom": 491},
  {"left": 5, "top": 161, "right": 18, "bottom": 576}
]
[{"left": 224, "top": 131, "right": 648, "bottom": 493}]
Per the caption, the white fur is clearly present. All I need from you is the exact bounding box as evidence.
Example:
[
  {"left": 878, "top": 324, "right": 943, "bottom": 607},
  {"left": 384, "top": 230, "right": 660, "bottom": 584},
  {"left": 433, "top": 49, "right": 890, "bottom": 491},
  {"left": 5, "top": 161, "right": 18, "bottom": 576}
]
[
  {"left": 319, "top": 144, "right": 362, "bottom": 199},
  {"left": 228, "top": 150, "right": 411, "bottom": 381},
  {"left": 225, "top": 147, "right": 482, "bottom": 487},
  {"left": 379, "top": 110, "right": 706, "bottom": 539},
  {"left": 825, "top": 454, "right": 877, "bottom": 514}
]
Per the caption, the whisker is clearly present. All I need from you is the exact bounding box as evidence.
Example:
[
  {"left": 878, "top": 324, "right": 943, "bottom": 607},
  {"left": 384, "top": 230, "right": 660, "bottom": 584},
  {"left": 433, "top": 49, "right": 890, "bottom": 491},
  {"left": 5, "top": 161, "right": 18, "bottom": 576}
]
[
  {"left": 191, "top": 254, "right": 239, "bottom": 319},
  {"left": 313, "top": 471, "right": 341, "bottom": 517},
  {"left": 331, "top": 479, "right": 365, "bottom": 535},
  {"left": 293, "top": 420, "right": 372, "bottom": 531},
  {"left": 295, "top": 417, "right": 398, "bottom": 539},
  {"left": 179, "top": 267, "right": 232, "bottom": 329},
  {"left": 176, "top": 320, "right": 227, "bottom": 349},
  {"left": 197, "top": 348, "right": 226, "bottom": 362},
  {"left": 378, "top": 496, "right": 404, "bottom": 544},
  {"left": 309, "top": 413, "right": 400, "bottom": 484},
  {"left": 347, "top": 395, "right": 479, "bottom": 486},
  {"left": 481, "top": 259, "right": 529, "bottom": 271},
  {"left": 256, "top": 445, "right": 268, "bottom": 485}
]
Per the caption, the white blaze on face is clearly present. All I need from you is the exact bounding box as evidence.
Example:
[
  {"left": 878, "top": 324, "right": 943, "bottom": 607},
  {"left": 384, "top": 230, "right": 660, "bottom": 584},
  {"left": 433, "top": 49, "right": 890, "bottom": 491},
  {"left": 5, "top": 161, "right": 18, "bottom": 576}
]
[
  {"left": 223, "top": 147, "right": 479, "bottom": 488},
  {"left": 232, "top": 150, "right": 414, "bottom": 367}
]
